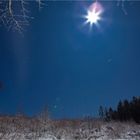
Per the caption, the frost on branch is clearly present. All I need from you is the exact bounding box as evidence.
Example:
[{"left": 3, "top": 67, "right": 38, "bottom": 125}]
[
  {"left": 117, "top": 0, "right": 128, "bottom": 15},
  {"left": 0, "top": 0, "right": 44, "bottom": 34}
]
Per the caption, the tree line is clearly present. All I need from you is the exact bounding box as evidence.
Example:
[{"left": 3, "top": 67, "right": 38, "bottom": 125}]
[{"left": 99, "top": 96, "right": 140, "bottom": 123}]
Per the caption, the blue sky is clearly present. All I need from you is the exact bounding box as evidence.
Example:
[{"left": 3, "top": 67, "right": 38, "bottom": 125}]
[{"left": 0, "top": 1, "right": 140, "bottom": 119}]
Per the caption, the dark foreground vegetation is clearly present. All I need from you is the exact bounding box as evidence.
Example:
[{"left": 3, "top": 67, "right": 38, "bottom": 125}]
[{"left": 99, "top": 96, "right": 140, "bottom": 123}]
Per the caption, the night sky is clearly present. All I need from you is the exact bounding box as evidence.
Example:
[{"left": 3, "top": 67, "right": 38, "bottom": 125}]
[{"left": 0, "top": 1, "right": 140, "bottom": 119}]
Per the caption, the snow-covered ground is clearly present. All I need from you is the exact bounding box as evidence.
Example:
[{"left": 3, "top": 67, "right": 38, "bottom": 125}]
[{"left": 0, "top": 116, "right": 140, "bottom": 140}]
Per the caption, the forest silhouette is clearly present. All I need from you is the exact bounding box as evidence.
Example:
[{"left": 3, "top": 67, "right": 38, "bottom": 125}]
[{"left": 99, "top": 96, "right": 140, "bottom": 123}]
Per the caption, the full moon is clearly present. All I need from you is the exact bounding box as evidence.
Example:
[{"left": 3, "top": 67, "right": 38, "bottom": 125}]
[
  {"left": 85, "top": 9, "right": 100, "bottom": 25},
  {"left": 84, "top": 1, "right": 103, "bottom": 28}
]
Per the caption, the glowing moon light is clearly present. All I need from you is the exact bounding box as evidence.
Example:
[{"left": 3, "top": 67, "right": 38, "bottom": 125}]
[
  {"left": 85, "top": 10, "right": 100, "bottom": 25},
  {"left": 84, "top": 1, "right": 103, "bottom": 28}
]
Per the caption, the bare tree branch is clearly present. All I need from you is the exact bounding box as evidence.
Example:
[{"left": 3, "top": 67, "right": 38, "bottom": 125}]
[
  {"left": 0, "top": 0, "right": 44, "bottom": 34},
  {"left": 117, "top": 0, "right": 128, "bottom": 15}
]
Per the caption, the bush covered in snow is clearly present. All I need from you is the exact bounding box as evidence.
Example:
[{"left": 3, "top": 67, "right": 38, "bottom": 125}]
[{"left": 0, "top": 114, "right": 140, "bottom": 140}]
